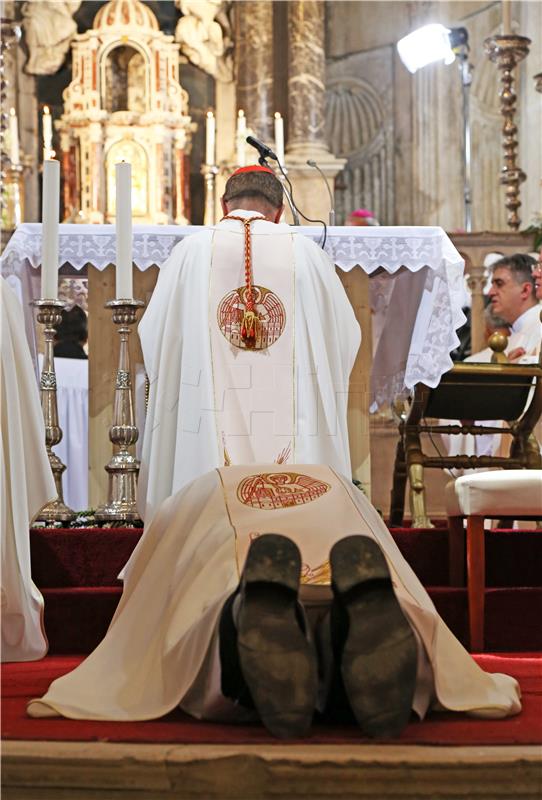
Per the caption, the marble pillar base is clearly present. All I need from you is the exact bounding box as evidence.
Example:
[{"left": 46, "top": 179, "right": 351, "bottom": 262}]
[{"left": 283, "top": 146, "right": 346, "bottom": 225}]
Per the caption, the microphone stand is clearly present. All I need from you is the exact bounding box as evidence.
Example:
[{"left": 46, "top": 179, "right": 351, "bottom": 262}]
[
  {"left": 307, "top": 160, "right": 335, "bottom": 225},
  {"left": 259, "top": 154, "right": 300, "bottom": 226}
]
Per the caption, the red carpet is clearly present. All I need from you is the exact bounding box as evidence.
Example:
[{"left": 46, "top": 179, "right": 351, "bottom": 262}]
[
  {"left": 30, "top": 526, "right": 542, "bottom": 653},
  {"left": 2, "top": 654, "right": 541, "bottom": 746}
]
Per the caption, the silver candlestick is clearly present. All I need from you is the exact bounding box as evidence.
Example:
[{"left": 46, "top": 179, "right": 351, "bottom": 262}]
[
  {"left": 202, "top": 163, "right": 219, "bottom": 225},
  {"left": 95, "top": 299, "right": 145, "bottom": 523},
  {"left": 31, "top": 298, "right": 77, "bottom": 523}
]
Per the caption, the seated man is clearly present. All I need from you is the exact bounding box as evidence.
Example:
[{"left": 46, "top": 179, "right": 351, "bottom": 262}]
[
  {"left": 138, "top": 166, "right": 360, "bottom": 523},
  {"left": 444, "top": 253, "right": 540, "bottom": 463},
  {"left": 28, "top": 464, "right": 520, "bottom": 738},
  {"left": 469, "top": 253, "right": 539, "bottom": 363}
]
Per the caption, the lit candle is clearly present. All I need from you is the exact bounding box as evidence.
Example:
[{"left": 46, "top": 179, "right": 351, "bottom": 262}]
[
  {"left": 274, "top": 112, "right": 284, "bottom": 165},
  {"left": 115, "top": 161, "right": 133, "bottom": 300},
  {"left": 502, "top": 0, "right": 511, "bottom": 34},
  {"left": 236, "top": 109, "right": 246, "bottom": 167},
  {"left": 41, "top": 159, "right": 60, "bottom": 299},
  {"left": 43, "top": 105, "right": 53, "bottom": 160},
  {"left": 205, "top": 110, "right": 215, "bottom": 166},
  {"left": 9, "top": 108, "right": 20, "bottom": 165}
]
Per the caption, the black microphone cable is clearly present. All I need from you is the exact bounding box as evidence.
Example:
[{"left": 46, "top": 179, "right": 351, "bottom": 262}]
[{"left": 274, "top": 158, "right": 327, "bottom": 250}]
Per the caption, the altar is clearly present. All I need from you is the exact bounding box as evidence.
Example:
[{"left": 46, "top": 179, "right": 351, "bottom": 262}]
[{"left": 1, "top": 223, "right": 465, "bottom": 506}]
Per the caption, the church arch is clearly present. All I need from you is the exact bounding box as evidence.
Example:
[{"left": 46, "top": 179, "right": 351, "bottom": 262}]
[{"left": 99, "top": 39, "right": 151, "bottom": 113}]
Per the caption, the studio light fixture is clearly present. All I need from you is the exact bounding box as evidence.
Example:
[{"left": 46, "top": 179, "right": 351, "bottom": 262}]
[{"left": 397, "top": 24, "right": 472, "bottom": 232}]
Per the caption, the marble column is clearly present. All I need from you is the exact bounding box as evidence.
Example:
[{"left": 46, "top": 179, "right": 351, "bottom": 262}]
[
  {"left": 287, "top": 0, "right": 327, "bottom": 156},
  {"left": 281, "top": 0, "right": 345, "bottom": 226},
  {"left": 234, "top": 1, "right": 273, "bottom": 142}
]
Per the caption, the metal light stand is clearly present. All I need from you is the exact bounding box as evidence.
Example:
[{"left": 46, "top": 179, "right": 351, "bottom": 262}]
[
  {"left": 457, "top": 46, "right": 473, "bottom": 233},
  {"left": 95, "top": 299, "right": 145, "bottom": 523},
  {"left": 484, "top": 34, "right": 531, "bottom": 230},
  {"left": 31, "top": 299, "right": 77, "bottom": 523},
  {"left": 202, "top": 163, "right": 218, "bottom": 225}
]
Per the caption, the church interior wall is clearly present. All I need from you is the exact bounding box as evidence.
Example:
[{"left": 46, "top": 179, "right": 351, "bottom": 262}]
[{"left": 325, "top": 0, "right": 540, "bottom": 231}]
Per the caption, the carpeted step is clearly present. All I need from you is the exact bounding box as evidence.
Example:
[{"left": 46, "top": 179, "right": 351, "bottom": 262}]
[
  {"left": 30, "top": 527, "right": 542, "bottom": 587},
  {"left": 42, "top": 587, "right": 122, "bottom": 654},
  {"left": 30, "top": 528, "right": 141, "bottom": 587},
  {"left": 31, "top": 526, "right": 542, "bottom": 654},
  {"left": 429, "top": 587, "right": 542, "bottom": 652},
  {"left": 40, "top": 585, "right": 542, "bottom": 655}
]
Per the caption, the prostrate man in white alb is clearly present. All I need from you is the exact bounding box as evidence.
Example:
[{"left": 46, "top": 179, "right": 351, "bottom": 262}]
[
  {"left": 138, "top": 165, "right": 361, "bottom": 523},
  {"left": 28, "top": 463, "right": 521, "bottom": 739}
]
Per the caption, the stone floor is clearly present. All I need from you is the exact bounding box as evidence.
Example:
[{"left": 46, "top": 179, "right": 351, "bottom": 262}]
[{"left": 3, "top": 740, "right": 541, "bottom": 799}]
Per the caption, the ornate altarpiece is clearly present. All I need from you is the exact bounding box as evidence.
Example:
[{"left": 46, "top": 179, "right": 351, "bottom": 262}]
[{"left": 57, "top": 0, "right": 193, "bottom": 225}]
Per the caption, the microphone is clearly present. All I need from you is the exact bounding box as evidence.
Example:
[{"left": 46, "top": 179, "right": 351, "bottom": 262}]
[
  {"left": 307, "top": 159, "right": 335, "bottom": 226},
  {"left": 246, "top": 135, "right": 278, "bottom": 162}
]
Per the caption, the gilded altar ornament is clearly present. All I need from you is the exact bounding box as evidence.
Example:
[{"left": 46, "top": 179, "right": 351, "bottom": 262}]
[
  {"left": 484, "top": 33, "right": 531, "bottom": 231},
  {"left": 31, "top": 299, "right": 77, "bottom": 523},
  {"left": 95, "top": 299, "right": 145, "bottom": 523}
]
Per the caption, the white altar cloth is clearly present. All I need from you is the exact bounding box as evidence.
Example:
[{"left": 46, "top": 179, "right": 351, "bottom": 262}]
[{"left": 1, "top": 223, "right": 465, "bottom": 407}]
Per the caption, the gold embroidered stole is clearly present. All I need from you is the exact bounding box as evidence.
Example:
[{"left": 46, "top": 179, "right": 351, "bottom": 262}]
[{"left": 209, "top": 218, "right": 295, "bottom": 466}]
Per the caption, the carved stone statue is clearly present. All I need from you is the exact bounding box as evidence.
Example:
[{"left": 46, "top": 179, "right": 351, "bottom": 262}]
[
  {"left": 21, "top": 1, "right": 81, "bottom": 75},
  {"left": 174, "top": 0, "right": 233, "bottom": 82}
]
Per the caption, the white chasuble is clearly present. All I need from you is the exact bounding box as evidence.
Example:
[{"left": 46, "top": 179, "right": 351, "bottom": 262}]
[
  {"left": 138, "top": 209, "right": 361, "bottom": 524},
  {"left": 29, "top": 465, "right": 520, "bottom": 723},
  {"left": 209, "top": 223, "right": 294, "bottom": 466}
]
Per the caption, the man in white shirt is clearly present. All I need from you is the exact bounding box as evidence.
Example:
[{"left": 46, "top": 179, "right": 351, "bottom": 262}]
[
  {"left": 445, "top": 254, "right": 540, "bottom": 461},
  {"left": 469, "top": 253, "right": 539, "bottom": 364},
  {"left": 138, "top": 166, "right": 361, "bottom": 523}
]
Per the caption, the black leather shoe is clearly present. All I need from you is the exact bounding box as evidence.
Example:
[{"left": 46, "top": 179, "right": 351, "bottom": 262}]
[
  {"left": 236, "top": 534, "right": 317, "bottom": 739},
  {"left": 329, "top": 535, "right": 418, "bottom": 738}
]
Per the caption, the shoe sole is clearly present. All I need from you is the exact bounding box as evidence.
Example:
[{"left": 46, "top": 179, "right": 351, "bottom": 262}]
[
  {"left": 237, "top": 534, "right": 317, "bottom": 739},
  {"left": 330, "top": 535, "right": 418, "bottom": 738}
]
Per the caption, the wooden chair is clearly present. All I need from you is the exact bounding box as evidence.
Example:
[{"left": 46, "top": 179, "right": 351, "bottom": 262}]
[
  {"left": 445, "top": 470, "right": 542, "bottom": 651},
  {"left": 389, "top": 358, "right": 542, "bottom": 529}
]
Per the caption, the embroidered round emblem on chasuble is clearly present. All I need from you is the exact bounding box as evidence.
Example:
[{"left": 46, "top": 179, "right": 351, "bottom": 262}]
[
  {"left": 217, "top": 285, "right": 286, "bottom": 350},
  {"left": 237, "top": 472, "right": 331, "bottom": 510}
]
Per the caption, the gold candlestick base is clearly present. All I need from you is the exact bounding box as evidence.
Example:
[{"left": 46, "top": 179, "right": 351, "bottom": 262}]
[
  {"left": 95, "top": 299, "right": 145, "bottom": 523},
  {"left": 31, "top": 298, "right": 77, "bottom": 523},
  {"left": 484, "top": 34, "right": 531, "bottom": 231}
]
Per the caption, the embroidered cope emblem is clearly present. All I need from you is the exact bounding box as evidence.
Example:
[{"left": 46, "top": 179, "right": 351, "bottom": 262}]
[
  {"left": 237, "top": 472, "right": 331, "bottom": 510},
  {"left": 217, "top": 285, "right": 286, "bottom": 351}
]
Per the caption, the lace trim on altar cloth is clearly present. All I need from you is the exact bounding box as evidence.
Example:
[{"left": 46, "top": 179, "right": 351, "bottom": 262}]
[{"left": 0, "top": 223, "right": 463, "bottom": 274}]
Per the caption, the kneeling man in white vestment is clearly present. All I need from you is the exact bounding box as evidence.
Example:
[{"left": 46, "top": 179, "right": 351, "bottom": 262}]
[
  {"left": 138, "top": 166, "right": 360, "bottom": 523},
  {"left": 28, "top": 465, "right": 520, "bottom": 738}
]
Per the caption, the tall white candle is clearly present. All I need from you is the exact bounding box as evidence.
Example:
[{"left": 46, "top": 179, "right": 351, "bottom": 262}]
[
  {"left": 43, "top": 105, "right": 53, "bottom": 160},
  {"left": 115, "top": 161, "right": 133, "bottom": 299},
  {"left": 9, "top": 108, "right": 20, "bottom": 165},
  {"left": 236, "top": 109, "right": 247, "bottom": 167},
  {"left": 274, "top": 112, "right": 284, "bottom": 165},
  {"left": 41, "top": 159, "right": 60, "bottom": 299},
  {"left": 205, "top": 110, "right": 215, "bottom": 166},
  {"left": 502, "top": 0, "right": 511, "bottom": 34}
]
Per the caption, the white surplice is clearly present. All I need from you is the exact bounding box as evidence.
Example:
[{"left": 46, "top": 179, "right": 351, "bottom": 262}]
[
  {"left": 1, "top": 278, "right": 57, "bottom": 662},
  {"left": 28, "top": 465, "right": 520, "bottom": 722},
  {"left": 138, "top": 210, "right": 361, "bottom": 523}
]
